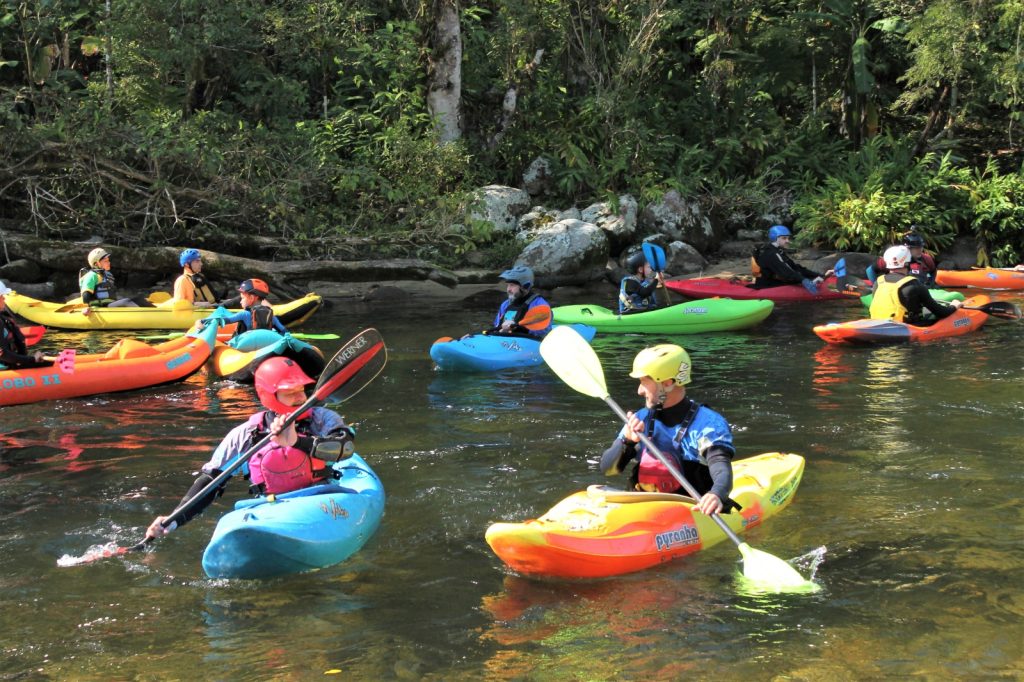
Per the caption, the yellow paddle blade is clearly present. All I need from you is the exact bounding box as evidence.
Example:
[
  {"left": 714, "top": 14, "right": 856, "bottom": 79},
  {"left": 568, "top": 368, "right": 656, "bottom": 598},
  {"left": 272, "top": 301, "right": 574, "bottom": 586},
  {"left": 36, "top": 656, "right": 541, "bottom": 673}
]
[
  {"left": 539, "top": 325, "right": 609, "bottom": 399},
  {"left": 738, "top": 543, "right": 819, "bottom": 593}
]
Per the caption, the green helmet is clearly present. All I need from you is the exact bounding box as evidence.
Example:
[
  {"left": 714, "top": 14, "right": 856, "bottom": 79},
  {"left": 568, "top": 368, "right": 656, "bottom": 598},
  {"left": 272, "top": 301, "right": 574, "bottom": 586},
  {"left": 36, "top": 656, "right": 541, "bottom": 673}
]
[{"left": 629, "top": 344, "right": 692, "bottom": 386}]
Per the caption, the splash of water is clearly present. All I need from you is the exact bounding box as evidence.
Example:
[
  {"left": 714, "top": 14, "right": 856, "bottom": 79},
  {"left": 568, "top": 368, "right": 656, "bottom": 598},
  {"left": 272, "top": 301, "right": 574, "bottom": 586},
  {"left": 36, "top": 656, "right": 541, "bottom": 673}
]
[
  {"left": 56, "top": 542, "right": 127, "bottom": 567},
  {"left": 734, "top": 545, "right": 827, "bottom": 598}
]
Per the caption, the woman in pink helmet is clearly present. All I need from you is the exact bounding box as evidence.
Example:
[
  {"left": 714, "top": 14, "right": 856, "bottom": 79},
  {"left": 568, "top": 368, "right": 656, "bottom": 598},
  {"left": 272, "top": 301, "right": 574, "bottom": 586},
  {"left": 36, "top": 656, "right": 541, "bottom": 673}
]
[{"left": 144, "top": 357, "right": 356, "bottom": 540}]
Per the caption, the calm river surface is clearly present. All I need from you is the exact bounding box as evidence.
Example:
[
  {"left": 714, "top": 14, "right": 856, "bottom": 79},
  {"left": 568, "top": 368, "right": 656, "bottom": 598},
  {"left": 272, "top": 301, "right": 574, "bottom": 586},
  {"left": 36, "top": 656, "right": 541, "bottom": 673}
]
[{"left": 1, "top": 288, "right": 1022, "bottom": 680}]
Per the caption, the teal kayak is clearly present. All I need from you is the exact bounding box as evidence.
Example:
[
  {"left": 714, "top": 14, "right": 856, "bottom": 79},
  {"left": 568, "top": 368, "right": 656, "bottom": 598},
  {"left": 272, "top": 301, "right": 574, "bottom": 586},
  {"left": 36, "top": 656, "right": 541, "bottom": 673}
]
[
  {"left": 551, "top": 299, "right": 774, "bottom": 334},
  {"left": 430, "top": 324, "right": 596, "bottom": 372},
  {"left": 201, "top": 454, "right": 384, "bottom": 579}
]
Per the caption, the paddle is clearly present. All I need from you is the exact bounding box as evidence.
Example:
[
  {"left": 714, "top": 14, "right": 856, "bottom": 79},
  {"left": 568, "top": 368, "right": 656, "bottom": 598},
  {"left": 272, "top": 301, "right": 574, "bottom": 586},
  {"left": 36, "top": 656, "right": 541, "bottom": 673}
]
[
  {"left": 146, "top": 291, "right": 172, "bottom": 305},
  {"left": 642, "top": 242, "right": 672, "bottom": 306},
  {"left": 136, "top": 331, "right": 341, "bottom": 341},
  {"left": 962, "top": 300, "right": 1022, "bottom": 320},
  {"left": 40, "top": 349, "right": 75, "bottom": 373},
  {"left": 58, "top": 327, "right": 387, "bottom": 566},
  {"left": 538, "top": 325, "right": 817, "bottom": 592},
  {"left": 830, "top": 258, "right": 872, "bottom": 296}
]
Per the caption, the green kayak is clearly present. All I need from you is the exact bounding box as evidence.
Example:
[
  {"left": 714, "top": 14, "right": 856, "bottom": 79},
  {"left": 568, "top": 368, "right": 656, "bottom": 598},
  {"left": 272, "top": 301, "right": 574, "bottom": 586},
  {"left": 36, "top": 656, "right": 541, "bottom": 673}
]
[
  {"left": 551, "top": 299, "right": 774, "bottom": 334},
  {"left": 860, "top": 289, "right": 965, "bottom": 308}
]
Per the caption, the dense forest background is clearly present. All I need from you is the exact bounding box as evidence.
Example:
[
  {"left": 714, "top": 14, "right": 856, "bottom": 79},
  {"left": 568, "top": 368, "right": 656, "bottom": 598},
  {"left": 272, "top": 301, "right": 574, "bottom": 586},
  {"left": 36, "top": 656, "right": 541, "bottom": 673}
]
[{"left": 2, "top": 0, "right": 1023, "bottom": 266}]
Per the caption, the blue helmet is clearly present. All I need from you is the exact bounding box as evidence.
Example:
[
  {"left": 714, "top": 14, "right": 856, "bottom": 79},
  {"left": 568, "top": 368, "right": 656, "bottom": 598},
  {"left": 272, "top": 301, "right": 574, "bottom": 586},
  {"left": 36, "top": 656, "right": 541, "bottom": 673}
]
[
  {"left": 768, "top": 225, "right": 791, "bottom": 242},
  {"left": 499, "top": 266, "right": 534, "bottom": 289},
  {"left": 179, "top": 248, "right": 202, "bottom": 267}
]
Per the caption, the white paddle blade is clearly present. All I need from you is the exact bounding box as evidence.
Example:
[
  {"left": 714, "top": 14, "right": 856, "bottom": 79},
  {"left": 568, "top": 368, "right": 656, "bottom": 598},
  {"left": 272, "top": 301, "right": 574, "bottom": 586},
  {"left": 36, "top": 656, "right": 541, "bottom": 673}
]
[
  {"left": 738, "top": 543, "right": 819, "bottom": 592},
  {"left": 539, "top": 325, "right": 609, "bottom": 399}
]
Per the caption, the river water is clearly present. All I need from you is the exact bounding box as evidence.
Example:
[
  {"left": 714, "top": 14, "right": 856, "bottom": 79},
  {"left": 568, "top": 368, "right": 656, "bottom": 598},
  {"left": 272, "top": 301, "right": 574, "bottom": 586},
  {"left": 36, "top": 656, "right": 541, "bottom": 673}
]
[{"left": 1, "top": 289, "right": 1021, "bottom": 680}]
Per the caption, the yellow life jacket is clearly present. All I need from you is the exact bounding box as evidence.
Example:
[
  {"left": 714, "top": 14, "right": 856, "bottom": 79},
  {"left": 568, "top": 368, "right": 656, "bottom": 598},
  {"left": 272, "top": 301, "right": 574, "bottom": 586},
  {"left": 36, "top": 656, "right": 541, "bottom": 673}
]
[{"left": 869, "top": 275, "right": 916, "bottom": 322}]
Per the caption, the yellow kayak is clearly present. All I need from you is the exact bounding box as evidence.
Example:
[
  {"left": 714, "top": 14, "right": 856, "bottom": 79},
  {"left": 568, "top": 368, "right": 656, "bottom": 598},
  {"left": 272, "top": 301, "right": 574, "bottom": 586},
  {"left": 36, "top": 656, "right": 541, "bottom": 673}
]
[{"left": 4, "top": 291, "right": 322, "bottom": 330}]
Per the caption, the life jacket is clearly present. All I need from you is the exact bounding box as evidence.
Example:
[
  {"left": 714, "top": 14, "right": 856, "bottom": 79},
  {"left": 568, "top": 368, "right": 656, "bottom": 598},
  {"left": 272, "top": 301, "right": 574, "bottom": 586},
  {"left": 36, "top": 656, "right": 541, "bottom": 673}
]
[
  {"left": 0, "top": 311, "right": 27, "bottom": 355},
  {"left": 79, "top": 267, "right": 116, "bottom": 302},
  {"left": 637, "top": 399, "right": 701, "bottom": 493},
  {"left": 874, "top": 254, "right": 937, "bottom": 285},
  {"left": 750, "top": 255, "right": 762, "bottom": 277},
  {"left": 187, "top": 272, "right": 217, "bottom": 303},
  {"left": 248, "top": 304, "right": 275, "bottom": 331},
  {"left": 499, "top": 292, "right": 538, "bottom": 324},
  {"left": 244, "top": 412, "right": 329, "bottom": 495},
  {"left": 869, "top": 275, "right": 917, "bottom": 322},
  {"left": 618, "top": 275, "right": 657, "bottom": 313}
]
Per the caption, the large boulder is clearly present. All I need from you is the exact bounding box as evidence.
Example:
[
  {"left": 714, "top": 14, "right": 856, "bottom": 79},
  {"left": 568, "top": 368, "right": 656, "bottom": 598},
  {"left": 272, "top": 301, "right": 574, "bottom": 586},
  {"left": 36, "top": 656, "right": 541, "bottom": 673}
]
[
  {"left": 515, "top": 219, "right": 609, "bottom": 287},
  {"left": 639, "top": 190, "right": 723, "bottom": 252},
  {"left": 468, "top": 185, "right": 531, "bottom": 234},
  {"left": 580, "top": 195, "right": 638, "bottom": 252},
  {"left": 665, "top": 241, "right": 708, "bottom": 275},
  {"left": 0, "top": 258, "right": 45, "bottom": 283}
]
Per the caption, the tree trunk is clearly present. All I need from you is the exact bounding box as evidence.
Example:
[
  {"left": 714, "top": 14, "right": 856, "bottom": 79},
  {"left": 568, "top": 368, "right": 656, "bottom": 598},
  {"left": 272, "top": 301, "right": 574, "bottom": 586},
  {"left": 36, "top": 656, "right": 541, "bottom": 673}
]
[
  {"left": 426, "top": 0, "right": 462, "bottom": 144},
  {"left": 105, "top": 0, "right": 114, "bottom": 101}
]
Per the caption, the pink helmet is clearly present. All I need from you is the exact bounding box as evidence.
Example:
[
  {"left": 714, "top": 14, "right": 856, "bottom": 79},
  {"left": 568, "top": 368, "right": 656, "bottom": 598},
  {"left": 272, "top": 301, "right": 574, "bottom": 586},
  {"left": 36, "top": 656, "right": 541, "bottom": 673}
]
[{"left": 254, "top": 357, "right": 314, "bottom": 415}]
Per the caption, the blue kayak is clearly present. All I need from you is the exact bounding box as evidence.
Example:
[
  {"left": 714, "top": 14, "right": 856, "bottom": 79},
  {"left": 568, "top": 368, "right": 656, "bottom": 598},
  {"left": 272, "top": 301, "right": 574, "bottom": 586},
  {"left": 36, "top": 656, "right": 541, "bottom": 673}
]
[
  {"left": 429, "top": 324, "right": 597, "bottom": 372},
  {"left": 201, "top": 453, "right": 384, "bottom": 579}
]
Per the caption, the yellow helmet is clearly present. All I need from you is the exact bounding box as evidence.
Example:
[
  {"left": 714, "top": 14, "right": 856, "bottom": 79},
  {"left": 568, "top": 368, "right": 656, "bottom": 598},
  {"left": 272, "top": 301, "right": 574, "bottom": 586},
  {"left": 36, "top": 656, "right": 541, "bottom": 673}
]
[
  {"left": 629, "top": 344, "right": 691, "bottom": 386},
  {"left": 88, "top": 247, "right": 111, "bottom": 267}
]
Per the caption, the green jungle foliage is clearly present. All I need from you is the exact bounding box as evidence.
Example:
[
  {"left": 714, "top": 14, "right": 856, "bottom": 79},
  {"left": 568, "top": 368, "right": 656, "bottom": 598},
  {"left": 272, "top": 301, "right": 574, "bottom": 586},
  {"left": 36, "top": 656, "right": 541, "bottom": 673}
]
[{"left": 1, "top": 0, "right": 1023, "bottom": 265}]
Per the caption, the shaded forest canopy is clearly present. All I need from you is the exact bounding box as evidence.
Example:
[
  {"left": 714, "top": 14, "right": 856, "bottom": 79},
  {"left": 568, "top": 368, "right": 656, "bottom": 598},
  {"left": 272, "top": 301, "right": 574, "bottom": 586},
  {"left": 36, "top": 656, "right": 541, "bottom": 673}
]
[{"left": 1, "top": 0, "right": 1023, "bottom": 266}]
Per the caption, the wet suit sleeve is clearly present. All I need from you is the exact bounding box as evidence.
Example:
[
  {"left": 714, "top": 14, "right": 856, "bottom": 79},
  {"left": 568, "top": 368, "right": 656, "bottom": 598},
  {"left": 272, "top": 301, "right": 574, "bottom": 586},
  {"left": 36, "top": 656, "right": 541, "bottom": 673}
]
[
  {"left": 705, "top": 446, "right": 734, "bottom": 506},
  {"left": 272, "top": 317, "right": 287, "bottom": 334},
  {"left": 900, "top": 281, "right": 957, "bottom": 321},
  {"left": 759, "top": 247, "right": 820, "bottom": 283},
  {"left": 600, "top": 437, "right": 638, "bottom": 475},
  {"left": 0, "top": 343, "right": 49, "bottom": 369},
  {"left": 171, "top": 470, "right": 227, "bottom": 527}
]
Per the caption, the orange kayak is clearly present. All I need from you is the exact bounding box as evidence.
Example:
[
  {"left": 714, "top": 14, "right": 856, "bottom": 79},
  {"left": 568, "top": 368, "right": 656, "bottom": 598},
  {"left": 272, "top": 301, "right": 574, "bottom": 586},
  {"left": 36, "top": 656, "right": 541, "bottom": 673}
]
[
  {"left": 485, "top": 452, "right": 805, "bottom": 579},
  {"left": 935, "top": 268, "right": 1024, "bottom": 290},
  {"left": 0, "top": 321, "right": 217, "bottom": 406},
  {"left": 812, "top": 295, "right": 990, "bottom": 344}
]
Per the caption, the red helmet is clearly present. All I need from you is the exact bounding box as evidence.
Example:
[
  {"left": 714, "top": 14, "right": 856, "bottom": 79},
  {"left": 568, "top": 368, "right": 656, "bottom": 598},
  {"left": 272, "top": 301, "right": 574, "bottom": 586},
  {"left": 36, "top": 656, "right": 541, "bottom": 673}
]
[
  {"left": 254, "top": 357, "right": 314, "bottom": 415},
  {"left": 239, "top": 278, "right": 270, "bottom": 298}
]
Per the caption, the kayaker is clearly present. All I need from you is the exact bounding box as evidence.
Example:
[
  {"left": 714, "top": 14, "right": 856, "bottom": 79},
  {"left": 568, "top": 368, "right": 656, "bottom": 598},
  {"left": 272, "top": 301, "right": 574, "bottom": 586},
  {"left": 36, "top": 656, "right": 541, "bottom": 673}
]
[
  {"left": 0, "top": 280, "right": 53, "bottom": 370},
  {"left": 867, "top": 229, "right": 937, "bottom": 286},
  {"left": 752, "top": 225, "right": 834, "bottom": 294},
  {"left": 210, "top": 279, "right": 287, "bottom": 336},
  {"left": 144, "top": 357, "right": 356, "bottom": 541},
  {"left": 78, "top": 248, "right": 151, "bottom": 313},
  {"left": 600, "top": 344, "right": 739, "bottom": 515},
  {"left": 172, "top": 248, "right": 218, "bottom": 309},
  {"left": 487, "top": 266, "right": 552, "bottom": 339},
  {"left": 618, "top": 251, "right": 668, "bottom": 314},
  {"left": 869, "top": 245, "right": 963, "bottom": 325}
]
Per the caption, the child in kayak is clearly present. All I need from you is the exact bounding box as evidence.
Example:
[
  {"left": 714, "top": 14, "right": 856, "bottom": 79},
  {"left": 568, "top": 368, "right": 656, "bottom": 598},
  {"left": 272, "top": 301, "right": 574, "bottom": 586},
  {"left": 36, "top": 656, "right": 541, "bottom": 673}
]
[
  {"left": 172, "top": 248, "right": 218, "bottom": 309},
  {"left": 618, "top": 251, "right": 668, "bottom": 314},
  {"left": 487, "top": 266, "right": 552, "bottom": 339},
  {"left": 752, "top": 225, "right": 834, "bottom": 294},
  {"left": 79, "top": 248, "right": 153, "bottom": 312},
  {"left": 144, "top": 357, "right": 356, "bottom": 541},
  {"left": 599, "top": 343, "right": 739, "bottom": 515},
  {"left": 870, "top": 245, "right": 963, "bottom": 325},
  {"left": 212, "top": 279, "right": 288, "bottom": 336}
]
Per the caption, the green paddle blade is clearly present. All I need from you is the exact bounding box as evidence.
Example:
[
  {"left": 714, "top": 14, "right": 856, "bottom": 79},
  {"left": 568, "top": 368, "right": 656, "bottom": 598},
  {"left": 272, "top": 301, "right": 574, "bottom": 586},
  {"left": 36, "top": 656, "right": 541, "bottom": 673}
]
[
  {"left": 738, "top": 543, "right": 820, "bottom": 592},
  {"left": 539, "top": 325, "right": 609, "bottom": 398}
]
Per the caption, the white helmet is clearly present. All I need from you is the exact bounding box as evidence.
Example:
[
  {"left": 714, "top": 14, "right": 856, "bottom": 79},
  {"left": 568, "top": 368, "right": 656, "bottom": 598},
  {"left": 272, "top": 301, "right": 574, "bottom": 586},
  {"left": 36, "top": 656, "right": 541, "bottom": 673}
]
[
  {"left": 883, "top": 245, "right": 911, "bottom": 270},
  {"left": 0, "top": 280, "right": 11, "bottom": 296}
]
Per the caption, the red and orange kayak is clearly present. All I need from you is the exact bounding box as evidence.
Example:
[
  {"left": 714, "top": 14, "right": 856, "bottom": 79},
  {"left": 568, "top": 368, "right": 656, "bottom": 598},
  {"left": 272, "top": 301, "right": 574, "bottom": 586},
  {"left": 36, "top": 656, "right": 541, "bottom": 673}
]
[
  {"left": 935, "top": 268, "right": 1024, "bottom": 290},
  {"left": 485, "top": 452, "right": 804, "bottom": 579},
  {"left": 812, "top": 295, "right": 990, "bottom": 344},
  {"left": 0, "top": 321, "right": 217, "bottom": 406}
]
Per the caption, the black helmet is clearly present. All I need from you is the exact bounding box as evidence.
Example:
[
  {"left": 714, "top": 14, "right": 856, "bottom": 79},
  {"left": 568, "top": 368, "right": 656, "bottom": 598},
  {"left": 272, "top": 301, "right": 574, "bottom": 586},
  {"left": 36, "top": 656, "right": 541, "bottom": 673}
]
[
  {"left": 625, "top": 251, "right": 647, "bottom": 273},
  {"left": 903, "top": 227, "right": 925, "bottom": 248}
]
